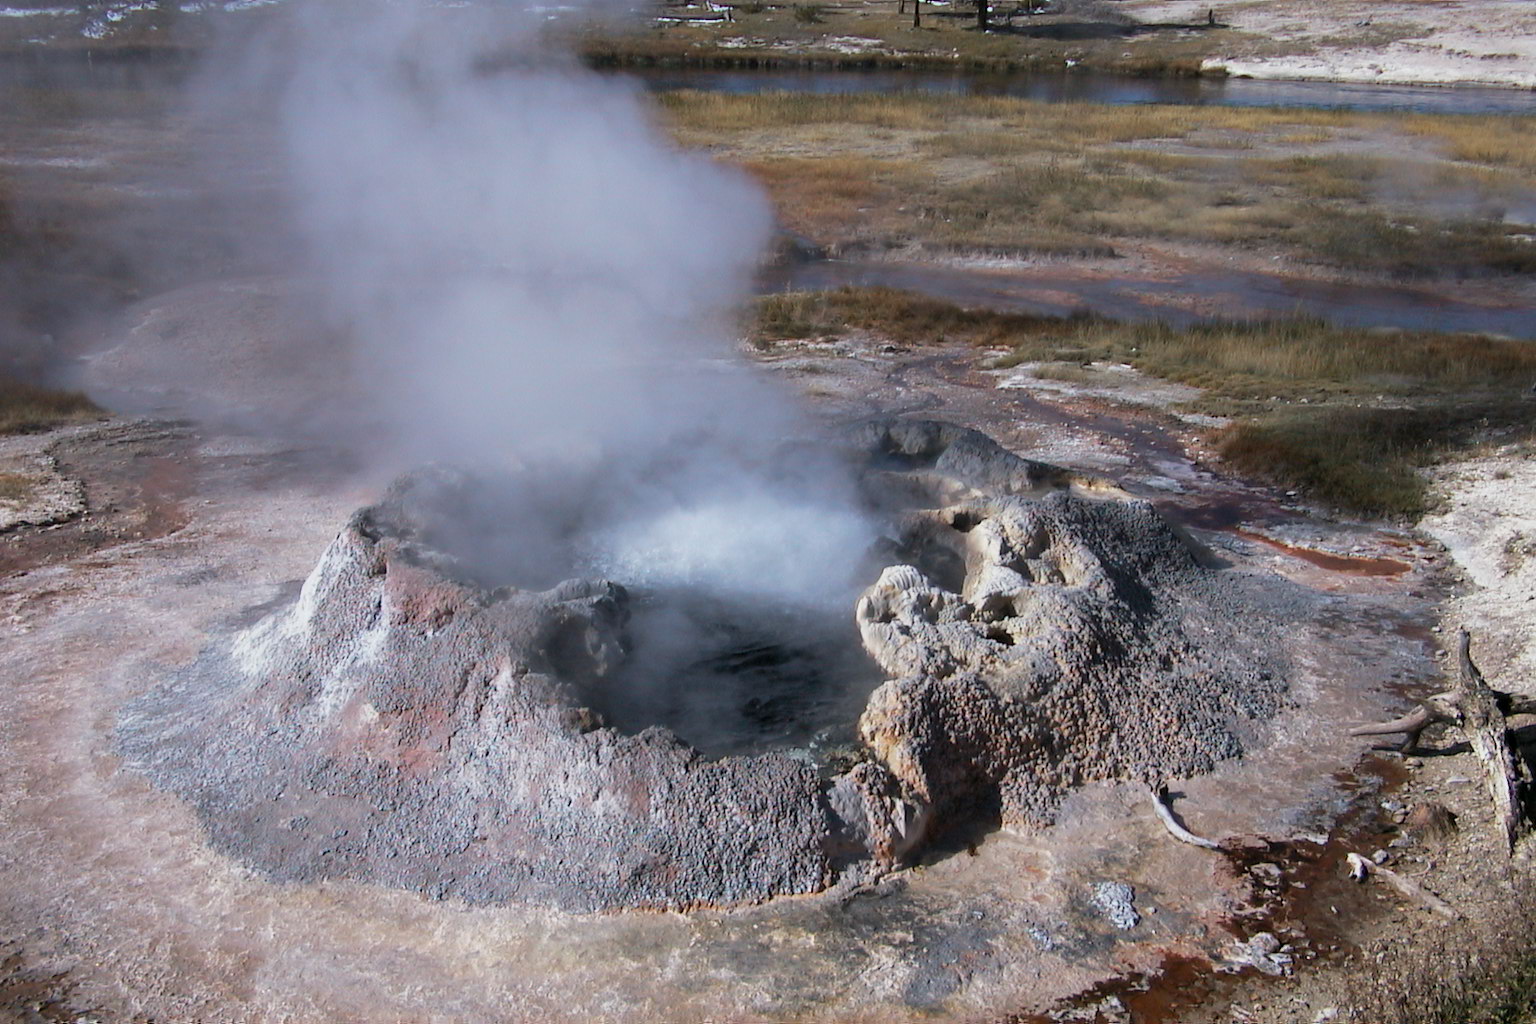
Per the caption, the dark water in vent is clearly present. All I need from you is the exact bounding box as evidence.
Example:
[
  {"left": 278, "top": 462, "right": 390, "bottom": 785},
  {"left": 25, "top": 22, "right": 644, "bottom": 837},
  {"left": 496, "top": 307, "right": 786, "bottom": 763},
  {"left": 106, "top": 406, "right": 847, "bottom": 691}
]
[{"left": 589, "top": 587, "right": 880, "bottom": 763}]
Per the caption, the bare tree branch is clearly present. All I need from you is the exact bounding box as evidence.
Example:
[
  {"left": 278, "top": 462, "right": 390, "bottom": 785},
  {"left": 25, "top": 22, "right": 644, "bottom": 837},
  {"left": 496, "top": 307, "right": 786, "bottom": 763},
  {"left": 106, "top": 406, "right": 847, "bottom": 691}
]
[{"left": 1150, "top": 785, "right": 1221, "bottom": 850}]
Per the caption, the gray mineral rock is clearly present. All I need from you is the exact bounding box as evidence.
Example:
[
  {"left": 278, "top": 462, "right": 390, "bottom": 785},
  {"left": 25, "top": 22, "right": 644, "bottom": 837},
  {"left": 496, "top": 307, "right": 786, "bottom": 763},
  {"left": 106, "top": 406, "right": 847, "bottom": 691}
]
[
  {"left": 119, "top": 420, "right": 1293, "bottom": 911},
  {"left": 120, "top": 466, "right": 918, "bottom": 912},
  {"left": 852, "top": 422, "right": 1289, "bottom": 828}
]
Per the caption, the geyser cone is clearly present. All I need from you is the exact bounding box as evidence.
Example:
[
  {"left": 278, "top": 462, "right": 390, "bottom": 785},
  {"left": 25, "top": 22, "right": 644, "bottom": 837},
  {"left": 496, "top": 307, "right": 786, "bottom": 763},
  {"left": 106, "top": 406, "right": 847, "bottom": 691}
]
[{"left": 118, "top": 422, "right": 1293, "bottom": 912}]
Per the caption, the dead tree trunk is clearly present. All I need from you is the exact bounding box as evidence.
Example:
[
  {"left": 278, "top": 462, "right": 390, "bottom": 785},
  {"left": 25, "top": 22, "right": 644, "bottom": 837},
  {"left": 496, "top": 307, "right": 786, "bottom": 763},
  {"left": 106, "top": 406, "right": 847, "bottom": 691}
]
[
  {"left": 976, "top": 0, "right": 989, "bottom": 30},
  {"left": 1350, "top": 629, "right": 1533, "bottom": 853},
  {"left": 913, "top": 0, "right": 921, "bottom": 28},
  {"left": 1457, "top": 631, "right": 1527, "bottom": 851}
]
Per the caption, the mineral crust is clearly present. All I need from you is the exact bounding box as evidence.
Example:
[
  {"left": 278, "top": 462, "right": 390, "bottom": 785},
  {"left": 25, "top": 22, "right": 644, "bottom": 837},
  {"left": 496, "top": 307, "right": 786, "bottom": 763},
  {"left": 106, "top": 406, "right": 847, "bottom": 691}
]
[{"left": 119, "top": 421, "right": 1289, "bottom": 910}]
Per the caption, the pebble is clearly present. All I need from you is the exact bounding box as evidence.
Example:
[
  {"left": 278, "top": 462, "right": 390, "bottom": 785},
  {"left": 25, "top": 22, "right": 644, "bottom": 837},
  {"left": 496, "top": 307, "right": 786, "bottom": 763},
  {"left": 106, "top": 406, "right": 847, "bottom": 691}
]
[
  {"left": 1090, "top": 882, "right": 1140, "bottom": 931},
  {"left": 1250, "top": 862, "right": 1284, "bottom": 884}
]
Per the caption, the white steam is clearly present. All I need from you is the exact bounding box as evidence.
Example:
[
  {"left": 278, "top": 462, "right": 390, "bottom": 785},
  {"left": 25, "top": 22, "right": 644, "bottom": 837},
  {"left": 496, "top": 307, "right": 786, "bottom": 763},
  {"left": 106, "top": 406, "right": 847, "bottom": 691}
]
[{"left": 253, "top": 1, "right": 877, "bottom": 607}]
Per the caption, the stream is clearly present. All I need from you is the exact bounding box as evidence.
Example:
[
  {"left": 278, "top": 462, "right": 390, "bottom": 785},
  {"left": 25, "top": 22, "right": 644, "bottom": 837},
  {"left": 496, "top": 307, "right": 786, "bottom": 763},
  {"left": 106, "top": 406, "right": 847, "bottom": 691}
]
[
  {"left": 761, "top": 258, "right": 1536, "bottom": 338},
  {"left": 628, "top": 67, "right": 1536, "bottom": 116}
]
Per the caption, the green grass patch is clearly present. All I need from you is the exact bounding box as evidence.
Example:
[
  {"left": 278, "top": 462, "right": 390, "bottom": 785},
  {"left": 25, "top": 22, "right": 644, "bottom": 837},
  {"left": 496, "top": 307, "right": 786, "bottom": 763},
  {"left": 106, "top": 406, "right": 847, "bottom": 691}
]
[{"left": 1213, "top": 404, "right": 1529, "bottom": 518}]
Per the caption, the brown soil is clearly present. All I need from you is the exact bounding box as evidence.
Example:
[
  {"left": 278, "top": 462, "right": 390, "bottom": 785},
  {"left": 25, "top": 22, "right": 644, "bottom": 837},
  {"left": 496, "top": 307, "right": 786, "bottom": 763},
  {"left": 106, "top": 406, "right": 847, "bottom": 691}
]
[{"left": 0, "top": 422, "right": 195, "bottom": 577}]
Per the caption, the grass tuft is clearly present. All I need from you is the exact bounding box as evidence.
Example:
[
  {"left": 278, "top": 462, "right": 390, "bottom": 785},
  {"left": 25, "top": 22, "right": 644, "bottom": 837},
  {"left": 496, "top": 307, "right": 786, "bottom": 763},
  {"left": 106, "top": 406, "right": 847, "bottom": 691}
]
[
  {"left": 0, "top": 471, "right": 33, "bottom": 502},
  {"left": 0, "top": 376, "right": 102, "bottom": 435}
]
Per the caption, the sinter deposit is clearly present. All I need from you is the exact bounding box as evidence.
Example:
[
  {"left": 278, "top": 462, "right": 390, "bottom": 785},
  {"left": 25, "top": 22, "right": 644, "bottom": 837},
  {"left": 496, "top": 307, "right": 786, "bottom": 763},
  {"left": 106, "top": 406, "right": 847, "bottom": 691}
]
[{"left": 118, "top": 421, "right": 1290, "bottom": 911}]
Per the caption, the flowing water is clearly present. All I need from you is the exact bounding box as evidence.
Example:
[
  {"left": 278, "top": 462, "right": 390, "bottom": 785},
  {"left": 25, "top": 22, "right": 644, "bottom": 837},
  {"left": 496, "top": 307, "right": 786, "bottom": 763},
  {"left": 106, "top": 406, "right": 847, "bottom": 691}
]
[
  {"left": 628, "top": 67, "right": 1536, "bottom": 116},
  {"left": 3, "top": 51, "right": 1534, "bottom": 115}
]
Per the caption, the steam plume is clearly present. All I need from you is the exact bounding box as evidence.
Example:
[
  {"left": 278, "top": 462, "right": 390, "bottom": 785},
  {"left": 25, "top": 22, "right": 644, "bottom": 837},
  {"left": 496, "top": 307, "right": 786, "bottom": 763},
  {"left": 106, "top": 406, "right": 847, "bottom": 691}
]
[{"left": 225, "top": 0, "right": 876, "bottom": 606}]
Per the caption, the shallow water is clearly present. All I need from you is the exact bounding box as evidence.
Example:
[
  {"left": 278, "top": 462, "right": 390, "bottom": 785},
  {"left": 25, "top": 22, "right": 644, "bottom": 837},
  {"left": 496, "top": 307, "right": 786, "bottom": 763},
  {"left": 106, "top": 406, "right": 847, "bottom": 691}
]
[
  {"left": 763, "top": 259, "right": 1536, "bottom": 338},
  {"left": 2, "top": 51, "right": 1533, "bottom": 116},
  {"left": 629, "top": 67, "right": 1536, "bottom": 116}
]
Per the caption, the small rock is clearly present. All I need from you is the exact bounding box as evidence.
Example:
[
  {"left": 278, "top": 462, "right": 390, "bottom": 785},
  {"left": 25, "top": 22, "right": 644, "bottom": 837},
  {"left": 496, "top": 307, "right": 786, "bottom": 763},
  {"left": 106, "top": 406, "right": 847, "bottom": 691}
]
[
  {"left": 1222, "top": 932, "right": 1292, "bottom": 977},
  {"left": 1090, "top": 881, "right": 1140, "bottom": 930},
  {"left": 1371, "top": 849, "right": 1390, "bottom": 865},
  {"left": 1404, "top": 801, "right": 1458, "bottom": 842},
  {"left": 1250, "top": 862, "right": 1283, "bottom": 885}
]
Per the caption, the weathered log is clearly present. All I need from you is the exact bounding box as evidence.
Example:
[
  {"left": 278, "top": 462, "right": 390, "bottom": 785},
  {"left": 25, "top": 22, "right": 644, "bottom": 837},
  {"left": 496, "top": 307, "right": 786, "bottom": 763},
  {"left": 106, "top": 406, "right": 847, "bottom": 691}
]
[
  {"left": 1348, "top": 629, "right": 1531, "bottom": 853},
  {"left": 1456, "top": 629, "right": 1528, "bottom": 852},
  {"left": 1348, "top": 691, "right": 1461, "bottom": 753},
  {"left": 1345, "top": 852, "right": 1461, "bottom": 920}
]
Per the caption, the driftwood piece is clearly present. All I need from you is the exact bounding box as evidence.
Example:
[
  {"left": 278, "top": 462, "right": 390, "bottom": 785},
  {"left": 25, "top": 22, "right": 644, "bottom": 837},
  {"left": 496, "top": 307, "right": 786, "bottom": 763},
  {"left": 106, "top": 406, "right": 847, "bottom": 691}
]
[
  {"left": 1348, "top": 690, "right": 1462, "bottom": 753},
  {"left": 1455, "top": 630, "right": 1527, "bottom": 852},
  {"left": 1150, "top": 785, "right": 1222, "bottom": 850},
  {"left": 1349, "top": 629, "right": 1531, "bottom": 853},
  {"left": 1345, "top": 852, "right": 1461, "bottom": 920}
]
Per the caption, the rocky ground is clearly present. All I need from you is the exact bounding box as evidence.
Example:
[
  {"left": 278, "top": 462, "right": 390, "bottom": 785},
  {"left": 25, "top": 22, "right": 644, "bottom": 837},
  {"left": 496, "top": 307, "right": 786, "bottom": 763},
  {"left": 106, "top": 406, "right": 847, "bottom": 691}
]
[
  {"left": 1138, "top": 0, "right": 1536, "bottom": 88},
  {"left": 0, "top": 23, "right": 1532, "bottom": 1018},
  {"left": 598, "top": 0, "right": 1536, "bottom": 87},
  {"left": 2, "top": 305, "right": 1513, "bottom": 1020}
]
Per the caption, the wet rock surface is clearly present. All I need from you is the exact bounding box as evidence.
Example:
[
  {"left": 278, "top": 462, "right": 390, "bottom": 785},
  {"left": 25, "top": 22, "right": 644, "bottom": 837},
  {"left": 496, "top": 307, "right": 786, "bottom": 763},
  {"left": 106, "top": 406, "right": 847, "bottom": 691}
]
[{"left": 119, "top": 420, "right": 1295, "bottom": 911}]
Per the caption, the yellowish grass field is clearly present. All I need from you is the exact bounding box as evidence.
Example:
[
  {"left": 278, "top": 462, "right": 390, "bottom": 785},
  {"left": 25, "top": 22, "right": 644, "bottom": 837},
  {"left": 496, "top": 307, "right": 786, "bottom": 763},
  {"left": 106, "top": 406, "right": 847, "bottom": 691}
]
[
  {"left": 0, "top": 377, "right": 100, "bottom": 436},
  {"left": 664, "top": 92, "right": 1536, "bottom": 273}
]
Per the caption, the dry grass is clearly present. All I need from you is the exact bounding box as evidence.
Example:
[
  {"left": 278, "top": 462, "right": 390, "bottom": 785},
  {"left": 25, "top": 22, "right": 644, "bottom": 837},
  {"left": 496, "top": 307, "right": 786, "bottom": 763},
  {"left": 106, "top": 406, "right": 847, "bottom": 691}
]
[
  {"left": 1329, "top": 871, "right": 1536, "bottom": 1024},
  {"left": 752, "top": 284, "right": 1087, "bottom": 345},
  {"left": 758, "top": 288, "right": 1536, "bottom": 396},
  {"left": 0, "top": 171, "right": 145, "bottom": 339},
  {"left": 666, "top": 93, "right": 1536, "bottom": 273},
  {"left": 0, "top": 376, "right": 101, "bottom": 435},
  {"left": 1027, "top": 360, "right": 1100, "bottom": 383},
  {"left": 0, "top": 471, "right": 33, "bottom": 502},
  {"left": 1213, "top": 402, "right": 1531, "bottom": 518},
  {"left": 579, "top": 0, "right": 1221, "bottom": 78},
  {"left": 742, "top": 156, "right": 899, "bottom": 237},
  {"left": 1106, "top": 318, "right": 1536, "bottom": 398},
  {"left": 661, "top": 91, "right": 1358, "bottom": 143},
  {"left": 1407, "top": 114, "right": 1536, "bottom": 175},
  {"left": 1248, "top": 153, "right": 1379, "bottom": 201}
]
